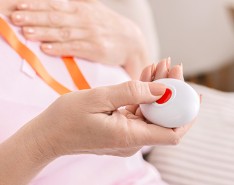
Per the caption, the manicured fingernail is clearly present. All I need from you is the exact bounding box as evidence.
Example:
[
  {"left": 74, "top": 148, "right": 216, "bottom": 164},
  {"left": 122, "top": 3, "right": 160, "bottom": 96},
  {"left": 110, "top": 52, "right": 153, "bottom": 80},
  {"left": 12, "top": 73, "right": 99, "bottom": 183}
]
[
  {"left": 166, "top": 57, "right": 171, "bottom": 71},
  {"left": 14, "top": 14, "right": 23, "bottom": 21},
  {"left": 42, "top": 44, "right": 53, "bottom": 50},
  {"left": 151, "top": 63, "right": 157, "bottom": 81},
  {"left": 18, "top": 3, "right": 29, "bottom": 9},
  {"left": 149, "top": 82, "right": 167, "bottom": 97},
  {"left": 13, "top": 13, "right": 29, "bottom": 23},
  {"left": 25, "top": 27, "right": 35, "bottom": 34},
  {"left": 179, "top": 63, "right": 184, "bottom": 80},
  {"left": 180, "top": 62, "right": 183, "bottom": 71}
]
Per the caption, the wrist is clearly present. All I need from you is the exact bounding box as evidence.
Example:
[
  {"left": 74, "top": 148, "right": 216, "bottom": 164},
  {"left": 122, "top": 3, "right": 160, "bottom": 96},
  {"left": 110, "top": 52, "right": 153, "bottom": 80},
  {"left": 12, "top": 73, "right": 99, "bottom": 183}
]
[
  {"left": 26, "top": 117, "right": 59, "bottom": 161},
  {"left": 126, "top": 28, "right": 151, "bottom": 79},
  {"left": 27, "top": 108, "right": 64, "bottom": 160},
  {"left": 0, "top": 116, "right": 56, "bottom": 185},
  {"left": 123, "top": 20, "right": 151, "bottom": 79}
]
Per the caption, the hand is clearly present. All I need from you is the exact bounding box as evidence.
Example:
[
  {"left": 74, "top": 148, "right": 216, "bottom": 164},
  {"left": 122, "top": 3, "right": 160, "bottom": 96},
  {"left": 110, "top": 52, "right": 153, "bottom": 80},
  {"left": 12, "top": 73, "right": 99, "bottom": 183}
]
[
  {"left": 0, "top": 59, "right": 196, "bottom": 185},
  {"left": 11, "top": 0, "right": 150, "bottom": 79},
  {"left": 29, "top": 58, "right": 193, "bottom": 159},
  {"left": 127, "top": 57, "right": 195, "bottom": 143}
]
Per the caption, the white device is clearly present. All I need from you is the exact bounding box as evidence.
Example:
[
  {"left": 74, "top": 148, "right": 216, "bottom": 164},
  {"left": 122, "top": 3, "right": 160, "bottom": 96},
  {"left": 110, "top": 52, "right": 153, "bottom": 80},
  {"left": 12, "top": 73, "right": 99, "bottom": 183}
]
[{"left": 140, "top": 78, "right": 200, "bottom": 128}]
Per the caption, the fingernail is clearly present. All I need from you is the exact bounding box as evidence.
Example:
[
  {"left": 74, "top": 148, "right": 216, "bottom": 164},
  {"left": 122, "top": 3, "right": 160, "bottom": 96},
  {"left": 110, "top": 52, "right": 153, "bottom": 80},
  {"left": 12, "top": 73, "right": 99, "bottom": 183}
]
[
  {"left": 149, "top": 82, "right": 167, "bottom": 97},
  {"left": 179, "top": 63, "right": 184, "bottom": 80},
  {"left": 14, "top": 14, "right": 23, "bottom": 21},
  {"left": 13, "top": 13, "right": 29, "bottom": 23},
  {"left": 166, "top": 57, "right": 171, "bottom": 71},
  {"left": 42, "top": 44, "right": 53, "bottom": 50},
  {"left": 179, "top": 62, "right": 183, "bottom": 71},
  {"left": 18, "top": 3, "right": 29, "bottom": 9},
  {"left": 24, "top": 27, "right": 35, "bottom": 34},
  {"left": 151, "top": 63, "right": 157, "bottom": 81}
]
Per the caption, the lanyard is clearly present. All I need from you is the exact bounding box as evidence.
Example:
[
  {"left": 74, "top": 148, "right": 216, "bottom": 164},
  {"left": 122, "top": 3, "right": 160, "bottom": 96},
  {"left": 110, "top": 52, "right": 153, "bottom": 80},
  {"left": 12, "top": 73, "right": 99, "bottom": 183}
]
[{"left": 0, "top": 17, "right": 90, "bottom": 95}]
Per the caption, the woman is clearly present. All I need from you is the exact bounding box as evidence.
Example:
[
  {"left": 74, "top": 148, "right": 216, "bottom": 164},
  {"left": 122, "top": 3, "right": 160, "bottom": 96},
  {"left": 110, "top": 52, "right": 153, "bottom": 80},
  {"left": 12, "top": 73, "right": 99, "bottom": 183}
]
[{"left": 0, "top": 0, "right": 193, "bottom": 184}]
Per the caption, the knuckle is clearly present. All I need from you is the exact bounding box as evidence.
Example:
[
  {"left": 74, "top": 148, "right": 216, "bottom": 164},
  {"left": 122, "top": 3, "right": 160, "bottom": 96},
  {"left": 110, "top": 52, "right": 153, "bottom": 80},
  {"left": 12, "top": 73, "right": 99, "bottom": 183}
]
[
  {"left": 70, "top": 41, "right": 80, "bottom": 52},
  {"left": 48, "top": 12, "right": 62, "bottom": 26},
  {"left": 85, "top": 88, "right": 107, "bottom": 108},
  {"left": 169, "top": 134, "right": 181, "bottom": 145},
  {"left": 91, "top": 26, "right": 102, "bottom": 37},
  {"left": 92, "top": 87, "right": 107, "bottom": 99},
  {"left": 59, "top": 27, "right": 71, "bottom": 41},
  {"left": 97, "top": 40, "right": 112, "bottom": 57},
  {"left": 49, "top": 1, "right": 62, "bottom": 11},
  {"left": 44, "top": 28, "right": 50, "bottom": 35},
  {"left": 50, "top": 4, "right": 59, "bottom": 11},
  {"left": 125, "top": 81, "right": 144, "bottom": 100},
  {"left": 85, "top": 17, "right": 94, "bottom": 25},
  {"left": 51, "top": 42, "right": 61, "bottom": 52}
]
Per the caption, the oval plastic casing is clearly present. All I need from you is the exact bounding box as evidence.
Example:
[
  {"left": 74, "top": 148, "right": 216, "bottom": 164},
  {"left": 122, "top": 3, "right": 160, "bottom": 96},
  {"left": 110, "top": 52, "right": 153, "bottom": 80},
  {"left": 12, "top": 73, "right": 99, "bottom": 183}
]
[{"left": 140, "top": 78, "right": 200, "bottom": 128}]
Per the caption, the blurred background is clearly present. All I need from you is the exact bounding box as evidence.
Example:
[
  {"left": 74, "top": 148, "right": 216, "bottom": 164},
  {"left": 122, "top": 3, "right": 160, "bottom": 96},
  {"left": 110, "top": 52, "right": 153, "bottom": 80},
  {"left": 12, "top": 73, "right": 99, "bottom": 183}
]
[
  {"left": 149, "top": 0, "right": 234, "bottom": 92},
  {"left": 103, "top": 0, "right": 234, "bottom": 92}
]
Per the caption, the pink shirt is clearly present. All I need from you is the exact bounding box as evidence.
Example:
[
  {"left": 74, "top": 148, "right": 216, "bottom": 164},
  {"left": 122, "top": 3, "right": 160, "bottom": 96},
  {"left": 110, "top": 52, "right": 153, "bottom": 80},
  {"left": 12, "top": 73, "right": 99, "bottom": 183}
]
[{"left": 0, "top": 15, "right": 167, "bottom": 185}]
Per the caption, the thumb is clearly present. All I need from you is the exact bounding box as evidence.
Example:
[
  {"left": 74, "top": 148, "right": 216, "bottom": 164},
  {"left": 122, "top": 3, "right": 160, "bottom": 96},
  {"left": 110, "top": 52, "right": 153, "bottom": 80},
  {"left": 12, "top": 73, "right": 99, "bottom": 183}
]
[{"left": 105, "top": 81, "right": 166, "bottom": 110}]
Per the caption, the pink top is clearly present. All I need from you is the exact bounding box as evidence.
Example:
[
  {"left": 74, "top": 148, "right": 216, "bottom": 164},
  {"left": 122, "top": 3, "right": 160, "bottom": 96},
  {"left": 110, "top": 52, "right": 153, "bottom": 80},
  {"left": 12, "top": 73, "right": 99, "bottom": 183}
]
[{"left": 0, "top": 15, "right": 167, "bottom": 185}]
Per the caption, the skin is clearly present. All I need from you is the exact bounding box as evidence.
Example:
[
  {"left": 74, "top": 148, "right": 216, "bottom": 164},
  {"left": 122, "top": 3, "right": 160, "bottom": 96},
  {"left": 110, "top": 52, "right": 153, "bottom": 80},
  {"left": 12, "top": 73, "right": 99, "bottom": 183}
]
[
  {"left": 10, "top": 0, "right": 151, "bottom": 79},
  {"left": 0, "top": 1, "right": 196, "bottom": 184},
  {"left": 0, "top": 57, "right": 193, "bottom": 185}
]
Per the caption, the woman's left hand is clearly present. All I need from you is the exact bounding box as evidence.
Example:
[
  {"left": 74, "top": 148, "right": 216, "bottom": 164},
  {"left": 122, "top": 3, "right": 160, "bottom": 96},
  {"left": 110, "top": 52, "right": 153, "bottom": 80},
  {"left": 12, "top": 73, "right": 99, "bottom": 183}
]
[{"left": 11, "top": 0, "right": 150, "bottom": 79}]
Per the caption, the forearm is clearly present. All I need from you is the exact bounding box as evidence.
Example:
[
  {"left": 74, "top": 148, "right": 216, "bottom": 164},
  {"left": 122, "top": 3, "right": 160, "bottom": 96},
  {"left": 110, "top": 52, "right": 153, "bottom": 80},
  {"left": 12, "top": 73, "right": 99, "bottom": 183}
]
[{"left": 0, "top": 116, "right": 55, "bottom": 185}]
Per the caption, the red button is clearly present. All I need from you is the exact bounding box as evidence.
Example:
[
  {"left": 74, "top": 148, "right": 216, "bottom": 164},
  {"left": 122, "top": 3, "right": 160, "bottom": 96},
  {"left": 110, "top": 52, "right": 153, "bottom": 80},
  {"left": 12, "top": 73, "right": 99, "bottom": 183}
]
[{"left": 156, "top": 88, "right": 172, "bottom": 104}]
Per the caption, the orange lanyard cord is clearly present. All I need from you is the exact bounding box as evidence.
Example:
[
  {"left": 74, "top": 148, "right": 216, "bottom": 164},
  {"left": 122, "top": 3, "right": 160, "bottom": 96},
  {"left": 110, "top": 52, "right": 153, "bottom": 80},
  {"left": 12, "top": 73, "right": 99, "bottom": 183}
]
[
  {"left": 62, "top": 57, "right": 90, "bottom": 90},
  {"left": 0, "top": 17, "right": 91, "bottom": 94},
  {"left": 0, "top": 17, "right": 71, "bottom": 95}
]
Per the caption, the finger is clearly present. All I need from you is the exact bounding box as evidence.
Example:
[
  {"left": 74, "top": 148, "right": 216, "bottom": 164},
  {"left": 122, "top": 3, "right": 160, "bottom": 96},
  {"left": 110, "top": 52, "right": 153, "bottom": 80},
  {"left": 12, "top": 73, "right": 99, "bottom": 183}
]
[
  {"left": 128, "top": 119, "right": 182, "bottom": 146},
  {"left": 125, "top": 105, "right": 139, "bottom": 115},
  {"left": 128, "top": 61, "right": 168, "bottom": 115},
  {"left": 88, "top": 81, "right": 166, "bottom": 112},
  {"left": 107, "top": 81, "right": 167, "bottom": 109},
  {"left": 135, "top": 107, "right": 144, "bottom": 118},
  {"left": 93, "top": 147, "right": 141, "bottom": 157},
  {"left": 16, "top": 1, "right": 76, "bottom": 12},
  {"left": 168, "top": 63, "right": 184, "bottom": 80},
  {"left": 172, "top": 123, "right": 193, "bottom": 137},
  {"left": 154, "top": 58, "right": 171, "bottom": 80},
  {"left": 40, "top": 41, "right": 94, "bottom": 58},
  {"left": 172, "top": 116, "right": 197, "bottom": 137},
  {"left": 127, "top": 63, "right": 156, "bottom": 114},
  {"left": 140, "top": 63, "right": 157, "bottom": 82},
  {"left": 11, "top": 11, "right": 81, "bottom": 27},
  {"left": 22, "top": 27, "right": 90, "bottom": 42},
  {"left": 137, "top": 60, "right": 168, "bottom": 115}
]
